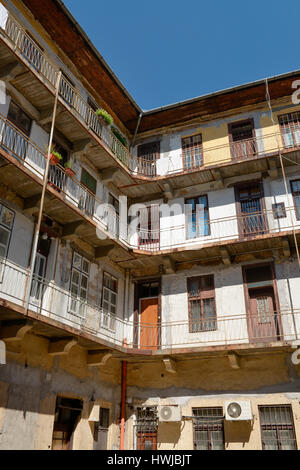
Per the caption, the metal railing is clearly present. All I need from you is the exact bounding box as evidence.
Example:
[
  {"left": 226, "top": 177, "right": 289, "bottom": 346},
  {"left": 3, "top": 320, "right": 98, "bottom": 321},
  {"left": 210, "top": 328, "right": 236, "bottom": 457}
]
[
  {"left": 1, "top": 6, "right": 300, "bottom": 181},
  {"left": 1, "top": 256, "right": 300, "bottom": 351},
  {"left": 0, "top": 113, "right": 119, "bottom": 241},
  {"left": 133, "top": 205, "right": 300, "bottom": 252}
]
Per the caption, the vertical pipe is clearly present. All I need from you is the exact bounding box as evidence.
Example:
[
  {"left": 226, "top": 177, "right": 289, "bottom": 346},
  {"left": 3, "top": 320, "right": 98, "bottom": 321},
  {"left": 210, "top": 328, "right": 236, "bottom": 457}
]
[
  {"left": 24, "top": 71, "right": 62, "bottom": 311},
  {"left": 120, "top": 340, "right": 127, "bottom": 450}
]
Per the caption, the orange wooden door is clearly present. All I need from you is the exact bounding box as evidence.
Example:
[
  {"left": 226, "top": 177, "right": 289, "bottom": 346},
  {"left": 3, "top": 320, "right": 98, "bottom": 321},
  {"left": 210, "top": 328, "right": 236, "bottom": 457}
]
[{"left": 140, "top": 298, "right": 159, "bottom": 350}]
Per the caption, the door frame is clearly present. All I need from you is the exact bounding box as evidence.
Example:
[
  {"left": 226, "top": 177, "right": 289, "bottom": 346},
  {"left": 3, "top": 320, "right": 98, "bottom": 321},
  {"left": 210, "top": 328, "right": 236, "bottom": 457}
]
[
  {"left": 242, "top": 262, "right": 283, "bottom": 343},
  {"left": 234, "top": 179, "right": 268, "bottom": 240},
  {"left": 133, "top": 278, "right": 161, "bottom": 349}
]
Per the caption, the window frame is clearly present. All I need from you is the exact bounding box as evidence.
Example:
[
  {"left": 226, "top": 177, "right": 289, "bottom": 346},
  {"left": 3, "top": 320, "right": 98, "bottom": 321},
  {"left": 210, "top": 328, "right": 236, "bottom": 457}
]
[
  {"left": 278, "top": 112, "right": 300, "bottom": 149},
  {"left": 138, "top": 204, "right": 160, "bottom": 248},
  {"left": 101, "top": 272, "right": 118, "bottom": 331},
  {"left": 69, "top": 252, "right": 90, "bottom": 316},
  {"left": 7, "top": 100, "right": 32, "bottom": 136},
  {"left": 228, "top": 118, "right": 256, "bottom": 160},
  {"left": 192, "top": 407, "right": 225, "bottom": 451},
  {"left": 0, "top": 203, "right": 15, "bottom": 281},
  {"left": 187, "top": 275, "right": 217, "bottom": 333},
  {"left": 182, "top": 133, "right": 203, "bottom": 171},
  {"left": 290, "top": 179, "right": 300, "bottom": 221},
  {"left": 259, "top": 405, "right": 297, "bottom": 451},
  {"left": 185, "top": 194, "right": 210, "bottom": 240}
]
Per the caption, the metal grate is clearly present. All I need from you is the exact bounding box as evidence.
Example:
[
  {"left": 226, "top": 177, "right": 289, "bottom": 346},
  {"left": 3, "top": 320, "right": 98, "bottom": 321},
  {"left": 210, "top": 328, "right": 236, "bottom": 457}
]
[
  {"left": 279, "top": 112, "right": 300, "bottom": 149},
  {"left": 135, "top": 407, "right": 158, "bottom": 450},
  {"left": 193, "top": 407, "right": 225, "bottom": 450},
  {"left": 259, "top": 405, "right": 297, "bottom": 450}
]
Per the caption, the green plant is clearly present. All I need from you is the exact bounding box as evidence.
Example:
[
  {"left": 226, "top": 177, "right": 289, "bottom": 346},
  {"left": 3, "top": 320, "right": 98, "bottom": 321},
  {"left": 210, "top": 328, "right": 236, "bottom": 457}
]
[
  {"left": 64, "top": 160, "right": 73, "bottom": 169},
  {"left": 111, "top": 126, "right": 128, "bottom": 147},
  {"left": 96, "top": 108, "right": 114, "bottom": 125},
  {"left": 47, "top": 145, "right": 62, "bottom": 161}
]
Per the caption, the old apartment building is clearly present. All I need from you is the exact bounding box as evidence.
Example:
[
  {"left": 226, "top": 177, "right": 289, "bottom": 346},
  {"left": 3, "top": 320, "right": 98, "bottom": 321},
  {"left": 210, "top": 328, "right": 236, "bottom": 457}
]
[{"left": 0, "top": 0, "right": 300, "bottom": 451}]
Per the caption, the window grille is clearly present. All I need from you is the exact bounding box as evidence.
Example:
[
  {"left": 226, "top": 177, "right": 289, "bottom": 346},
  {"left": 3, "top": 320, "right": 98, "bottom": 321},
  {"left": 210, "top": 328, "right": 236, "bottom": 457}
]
[
  {"left": 259, "top": 405, "right": 297, "bottom": 450},
  {"left": 193, "top": 407, "right": 225, "bottom": 450}
]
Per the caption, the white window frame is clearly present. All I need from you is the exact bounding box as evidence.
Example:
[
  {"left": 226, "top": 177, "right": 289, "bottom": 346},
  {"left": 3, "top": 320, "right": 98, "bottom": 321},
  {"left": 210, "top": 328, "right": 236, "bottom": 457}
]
[
  {"left": 0, "top": 203, "right": 14, "bottom": 281},
  {"left": 69, "top": 252, "right": 90, "bottom": 317},
  {"left": 101, "top": 272, "right": 118, "bottom": 331}
]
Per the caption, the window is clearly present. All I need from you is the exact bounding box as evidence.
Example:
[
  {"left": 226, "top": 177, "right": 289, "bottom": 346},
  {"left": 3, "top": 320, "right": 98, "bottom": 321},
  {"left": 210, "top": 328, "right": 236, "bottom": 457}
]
[
  {"left": 52, "top": 397, "right": 83, "bottom": 450},
  {"left": 236, "top": 182, "right": 267, "bottom": 237},
  {"left": 186, "top": 195, "right": 210, "bottom": 239},
  {"left": 138, "top": 205, "right": 160, "bottom": 249},
  {"left": 272, "top": 203, "right": 286, "bottom": 220},
  {"left": 137, "top": 141, "right": 160, "bottom": 176},
  {"left": 291, "top": 180, "right": 300, "bottom": 220},
  {"left": 101, "top": 272, "right": 118, "bottom": 331},
  {"left": 279, "top": 112, "right": 300, "bottom": 149},
  {"left": 7, "top": 101, "right": 32, "bottom": 136},
  {"left": 193, "top": 408, "right": 225, "bottom": 450},
  {"left": 108, "top": 193, "right": 119, "bottom": 237},
  {"left": 79, "top": 168, "right": 97, "bottom": 217},
  {"left": 0, "top": 203, "right": 14, "bottom": 278},
  {"left": 136, "top": 407, "right": 158, "bottom": 451},
  {"left": 69, "top": 252, "right": 90, "bottom": 316},
  {"left": 182, "top": 134, "right": 203, "bottom": 170},
  {"left": 259, "top": 405, "right": 297, "bottom": 450},
  {"left": 187, "top": 275, "right": 216, "bottom": 332},
  {"left": 229, "top": 119, "right": 256, "bottom": 160},
  {"left": 94, "top": 407, "right": 110, "bottom": 450}
]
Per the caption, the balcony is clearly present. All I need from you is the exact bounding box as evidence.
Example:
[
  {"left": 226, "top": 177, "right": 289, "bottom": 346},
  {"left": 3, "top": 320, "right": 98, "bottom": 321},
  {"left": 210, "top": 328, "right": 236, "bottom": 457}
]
[
  {"left": 0, "top": 256, "right": 299, "bottom": 354},
  {"left": 1, "top": 6, "right": 300, "bottom": 187}
]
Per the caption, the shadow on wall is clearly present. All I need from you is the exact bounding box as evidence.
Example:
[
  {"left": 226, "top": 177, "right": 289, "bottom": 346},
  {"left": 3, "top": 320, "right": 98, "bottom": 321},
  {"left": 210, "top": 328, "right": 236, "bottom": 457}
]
[
  {"left": 224, "top": 420, "right": 253, "bottom": 448},
  {"left": 157, "top": 422, "right": 182, "bottom": 448}
]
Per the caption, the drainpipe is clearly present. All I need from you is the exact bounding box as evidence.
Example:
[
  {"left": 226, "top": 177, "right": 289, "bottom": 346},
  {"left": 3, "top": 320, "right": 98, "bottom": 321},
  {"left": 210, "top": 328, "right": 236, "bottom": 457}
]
[
  {"left": 131, "top": 112, "right": 143, "bottom": 150},
  {"left": 24, "top": 71, "right": 62, "bottom": 311},
  {"left": 120, "top": 340, "right": 127, "bottom": 450}
]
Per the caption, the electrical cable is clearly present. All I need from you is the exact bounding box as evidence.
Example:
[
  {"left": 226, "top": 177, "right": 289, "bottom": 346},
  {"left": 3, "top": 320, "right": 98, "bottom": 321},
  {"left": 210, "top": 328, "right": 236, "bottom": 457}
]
[{"left": 265, "top": 78, "right": 300, "bottom": 269}]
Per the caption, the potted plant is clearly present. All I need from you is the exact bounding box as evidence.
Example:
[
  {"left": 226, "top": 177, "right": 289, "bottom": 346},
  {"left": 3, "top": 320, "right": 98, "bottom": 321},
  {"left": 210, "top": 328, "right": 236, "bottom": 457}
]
[
  {"left": 96, "top": 108, "right": 114, "bottom": 126},
  {"left": 64, "top": 160, "right": 76, "bottom": 177},
  {"left": 47, "top": 146, "right": 62, "bottom": 166}
]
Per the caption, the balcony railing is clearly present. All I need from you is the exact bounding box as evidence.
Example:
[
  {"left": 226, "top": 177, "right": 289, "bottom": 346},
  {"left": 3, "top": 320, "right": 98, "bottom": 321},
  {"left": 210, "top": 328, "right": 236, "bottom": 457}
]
[
  {"left": 1, "top": 6, "right": 300, "bottom": 180},
  {"left": 134, "top": 205, "right": 300, "bottom": 252},
  {"left": 0, "top": 256, "right": 300, "bottom": 352},
  {"left": 0, "top": 111, "right": 299, "bottom": 254},
  {"left": 0, "top": 113, "right": 120, "bottom": 241}
]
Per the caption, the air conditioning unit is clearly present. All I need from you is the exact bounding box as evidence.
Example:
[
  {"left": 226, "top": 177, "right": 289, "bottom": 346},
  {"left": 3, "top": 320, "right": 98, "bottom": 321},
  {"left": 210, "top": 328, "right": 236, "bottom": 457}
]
[
  {"left": 159, "top": 405, "right": 182, "bottom": 422},
  {"left": 225, "top": 401, "right": 252, "bottom": 421}
]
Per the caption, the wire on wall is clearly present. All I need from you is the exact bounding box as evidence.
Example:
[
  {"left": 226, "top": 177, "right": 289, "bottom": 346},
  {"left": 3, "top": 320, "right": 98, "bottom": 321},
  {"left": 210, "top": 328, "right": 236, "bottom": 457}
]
[{"left": 265, "top": 78, "right": 300, "bottom": 269}]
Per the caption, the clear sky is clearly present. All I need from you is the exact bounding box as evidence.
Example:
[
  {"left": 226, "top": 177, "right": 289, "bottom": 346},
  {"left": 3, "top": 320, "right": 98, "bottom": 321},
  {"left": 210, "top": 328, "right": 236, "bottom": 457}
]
[{"left": 63, "top": 0, "right": 300, "bottom": 111}]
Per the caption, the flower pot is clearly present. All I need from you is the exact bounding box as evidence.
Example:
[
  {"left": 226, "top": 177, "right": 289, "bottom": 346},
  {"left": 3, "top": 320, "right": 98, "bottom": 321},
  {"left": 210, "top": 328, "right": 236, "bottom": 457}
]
[
  {"left": 49, "top": 153, "right": 60, "bottom": 165},
  {"left": 65, "top": 167, "right": 76, "bottom": 177}
]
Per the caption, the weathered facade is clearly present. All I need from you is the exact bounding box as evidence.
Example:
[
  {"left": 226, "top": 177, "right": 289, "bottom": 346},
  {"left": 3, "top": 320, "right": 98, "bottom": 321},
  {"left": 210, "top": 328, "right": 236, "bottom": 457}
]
[{"left": 0, "top": 0, "right": 300, "bottom": 451}]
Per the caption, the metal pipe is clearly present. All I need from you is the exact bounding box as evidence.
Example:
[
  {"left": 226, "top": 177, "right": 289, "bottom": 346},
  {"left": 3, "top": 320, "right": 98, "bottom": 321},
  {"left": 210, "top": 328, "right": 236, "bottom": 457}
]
[
  {"left": 131, "top": 112, "right": 143, "bottom": 149},
  {"left": 24, "top": 71, "right": 62, "bottom": 311},
  {"left": 120, "top": 340, "right": 127, "bottom": 450}
]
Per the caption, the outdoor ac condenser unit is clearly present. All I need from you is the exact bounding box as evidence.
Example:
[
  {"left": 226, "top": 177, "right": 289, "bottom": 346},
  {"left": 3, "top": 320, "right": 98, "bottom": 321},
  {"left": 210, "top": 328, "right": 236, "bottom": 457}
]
[
  {"left": 225, "top": 401, "right": 252, "bottom": 421},
  {"left": 159, "top": 405, "right": 182, "bottom": 422}
]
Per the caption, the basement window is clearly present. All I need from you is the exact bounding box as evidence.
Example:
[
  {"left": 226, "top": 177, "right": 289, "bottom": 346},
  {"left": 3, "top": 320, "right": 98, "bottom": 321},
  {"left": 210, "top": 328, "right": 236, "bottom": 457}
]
[
  {"left": 193, "top": 407, "right": 225, "bottom": 450},
  {"left": 259, "top": 405, "right": 297, "bottom": 450}
]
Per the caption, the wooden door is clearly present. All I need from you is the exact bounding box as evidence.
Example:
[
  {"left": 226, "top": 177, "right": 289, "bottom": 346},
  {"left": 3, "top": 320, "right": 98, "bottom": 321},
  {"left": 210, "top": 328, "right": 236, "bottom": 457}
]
[
  {"left": 236, "top": 183, "right": 267, "bottom": 238},
  {"left": 140, "top": 298, "right": 159, "bottom": 350},
  {"left": 137, "top": 432, "right": 157, "bottom": 450},
  {"left": 248, "top": 287, "right": 280, "bottom": 343}
]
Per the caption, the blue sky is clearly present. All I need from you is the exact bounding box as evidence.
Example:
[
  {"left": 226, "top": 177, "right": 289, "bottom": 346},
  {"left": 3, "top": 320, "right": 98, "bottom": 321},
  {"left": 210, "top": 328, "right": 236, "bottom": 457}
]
[{"left": 64, "top": 0, "right": 300, "bottom": 111}]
